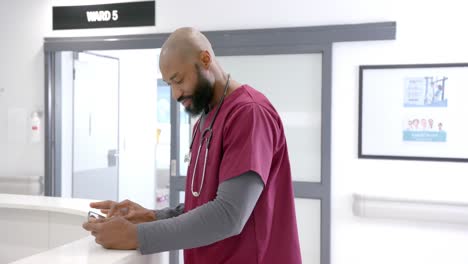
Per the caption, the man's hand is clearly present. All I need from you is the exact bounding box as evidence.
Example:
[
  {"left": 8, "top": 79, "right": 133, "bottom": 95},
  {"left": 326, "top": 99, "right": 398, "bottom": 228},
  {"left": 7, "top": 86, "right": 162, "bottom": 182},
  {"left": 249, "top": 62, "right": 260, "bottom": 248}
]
[
  {"left": 82, "top": 216, "right": 139, "bottom": 250},
  {"left": 90, "top": 200, "right": 118, "bottom": 216},
  {"left": 90, "top": 199, "right": 156, "bottom": 224}
]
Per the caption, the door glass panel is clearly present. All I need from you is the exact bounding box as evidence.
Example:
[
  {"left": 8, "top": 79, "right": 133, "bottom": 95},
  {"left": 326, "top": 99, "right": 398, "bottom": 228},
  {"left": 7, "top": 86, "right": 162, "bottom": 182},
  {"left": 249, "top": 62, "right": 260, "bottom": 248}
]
[
  {"left": 217, "top": 54, "right": 322, "bottom": 182},
  {"left": 295, "top": 198, "right": 321, "bottom": 264},
  {"left": 156, "top": 79, "right": 172, "bottom": 188},
  {"left": 179, "top": 105, "right": 191, "bottom": 177},
  {"left": 72, "top": 52, "right": 119, "bottom": 200}
]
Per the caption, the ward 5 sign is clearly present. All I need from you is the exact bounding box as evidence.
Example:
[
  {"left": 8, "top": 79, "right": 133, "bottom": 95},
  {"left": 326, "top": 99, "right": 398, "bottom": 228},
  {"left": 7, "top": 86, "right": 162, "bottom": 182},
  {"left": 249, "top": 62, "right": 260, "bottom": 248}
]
[
  {"left": 53, "top": 1, "right": 156, "bottom": 30},
  {"left": 87, "top": 10, "right": 119, "bottom": 22}
]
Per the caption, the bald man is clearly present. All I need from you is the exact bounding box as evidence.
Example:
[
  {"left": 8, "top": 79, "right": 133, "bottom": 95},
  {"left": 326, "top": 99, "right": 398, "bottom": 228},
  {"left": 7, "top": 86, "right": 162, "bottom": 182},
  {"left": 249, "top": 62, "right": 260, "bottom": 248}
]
[{"left": 83, "top": 27, "right": 302, "bottom": 264}]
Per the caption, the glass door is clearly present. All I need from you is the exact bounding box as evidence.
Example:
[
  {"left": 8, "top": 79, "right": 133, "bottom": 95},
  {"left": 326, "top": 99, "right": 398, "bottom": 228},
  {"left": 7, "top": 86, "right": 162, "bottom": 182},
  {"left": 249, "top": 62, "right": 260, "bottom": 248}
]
[{"left": 72, "top": 52, "right": 120, "bottom": 201}]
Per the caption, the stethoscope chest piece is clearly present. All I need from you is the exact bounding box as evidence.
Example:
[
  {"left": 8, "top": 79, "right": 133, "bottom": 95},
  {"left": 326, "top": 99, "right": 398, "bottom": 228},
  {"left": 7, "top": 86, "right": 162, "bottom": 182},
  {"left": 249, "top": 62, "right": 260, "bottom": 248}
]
[{"left": 184, "top": 152, "right": 191, "bottom": 163}]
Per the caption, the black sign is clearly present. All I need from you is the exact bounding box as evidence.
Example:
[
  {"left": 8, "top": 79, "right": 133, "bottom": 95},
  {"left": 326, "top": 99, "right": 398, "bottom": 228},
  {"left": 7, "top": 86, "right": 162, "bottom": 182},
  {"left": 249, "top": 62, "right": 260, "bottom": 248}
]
[{"left": 53, "top": 1, "right": 155, "bottom": 30}]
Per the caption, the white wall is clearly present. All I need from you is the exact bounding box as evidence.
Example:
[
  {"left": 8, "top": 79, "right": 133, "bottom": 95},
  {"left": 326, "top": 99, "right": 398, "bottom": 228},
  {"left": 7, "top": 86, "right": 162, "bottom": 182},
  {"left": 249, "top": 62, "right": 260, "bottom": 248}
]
[
  {"left": 2, "top": 0, "right": 468, "bottom": 263},
  {"left": 331, "top": 1, "right": 468, "bottom": 263},
  {"left": 0, "top": 0, "right": 48, "bottom": 179}
]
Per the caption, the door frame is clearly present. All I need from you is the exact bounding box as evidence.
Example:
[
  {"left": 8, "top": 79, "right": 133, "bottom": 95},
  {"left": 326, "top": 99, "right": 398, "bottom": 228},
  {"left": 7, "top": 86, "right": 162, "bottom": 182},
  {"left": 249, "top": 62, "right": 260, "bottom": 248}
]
[{"left": 43, "top": 22, "right": 396, "bottom": 264}]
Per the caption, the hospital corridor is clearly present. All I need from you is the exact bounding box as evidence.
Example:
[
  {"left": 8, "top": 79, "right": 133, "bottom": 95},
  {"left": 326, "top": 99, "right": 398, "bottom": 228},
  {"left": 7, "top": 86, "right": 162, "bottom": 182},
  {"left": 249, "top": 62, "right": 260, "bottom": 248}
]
[{"left": 1, "top": 0, "right": 468, "bottom": 264}]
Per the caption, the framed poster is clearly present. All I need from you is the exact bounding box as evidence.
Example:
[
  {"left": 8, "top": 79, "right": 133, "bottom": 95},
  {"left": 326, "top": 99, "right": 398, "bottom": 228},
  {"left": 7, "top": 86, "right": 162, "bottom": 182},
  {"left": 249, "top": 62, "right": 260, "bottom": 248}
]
[{"left": 358, "top": 63, "right": 468, "bottom": 162}]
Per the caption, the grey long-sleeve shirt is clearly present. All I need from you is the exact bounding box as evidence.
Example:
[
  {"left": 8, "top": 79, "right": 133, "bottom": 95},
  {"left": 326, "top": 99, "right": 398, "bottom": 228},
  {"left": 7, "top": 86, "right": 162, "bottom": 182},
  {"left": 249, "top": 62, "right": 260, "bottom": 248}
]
[{"left": 137, "top": 171, "right": 264, "bottom": 254}]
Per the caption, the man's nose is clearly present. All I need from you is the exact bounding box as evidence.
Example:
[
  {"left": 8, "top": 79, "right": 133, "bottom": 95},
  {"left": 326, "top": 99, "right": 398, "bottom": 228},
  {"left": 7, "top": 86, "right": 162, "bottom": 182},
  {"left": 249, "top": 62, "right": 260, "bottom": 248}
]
[{"left": 171, "top": 86, "right": 183, "bottom": 101}]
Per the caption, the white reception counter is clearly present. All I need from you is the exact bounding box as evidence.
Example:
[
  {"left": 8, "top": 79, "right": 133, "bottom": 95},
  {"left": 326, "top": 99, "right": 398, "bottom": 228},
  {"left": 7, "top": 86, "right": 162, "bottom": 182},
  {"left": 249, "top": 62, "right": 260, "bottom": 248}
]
[{"left": 0, "top": 194, "right": 166, "bottom": 264}]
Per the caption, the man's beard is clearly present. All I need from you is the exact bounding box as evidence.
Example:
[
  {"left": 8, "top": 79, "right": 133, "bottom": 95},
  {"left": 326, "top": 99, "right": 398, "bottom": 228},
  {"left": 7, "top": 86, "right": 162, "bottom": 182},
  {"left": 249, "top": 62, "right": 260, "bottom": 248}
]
[{"left": 183, "top": 65, "right": 213, "bottom": 116}]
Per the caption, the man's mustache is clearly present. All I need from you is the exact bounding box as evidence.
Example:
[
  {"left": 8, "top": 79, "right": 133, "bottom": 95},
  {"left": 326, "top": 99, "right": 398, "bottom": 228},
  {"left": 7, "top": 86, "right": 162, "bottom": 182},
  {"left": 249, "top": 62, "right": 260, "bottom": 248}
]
[{"left": 177, "top": 95, "right": 193, "bottom": 102}]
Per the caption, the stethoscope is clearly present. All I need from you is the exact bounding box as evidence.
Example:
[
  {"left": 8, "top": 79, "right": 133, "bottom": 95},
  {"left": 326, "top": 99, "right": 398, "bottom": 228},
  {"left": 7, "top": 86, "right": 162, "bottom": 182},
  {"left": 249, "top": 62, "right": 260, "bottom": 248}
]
[{"left": 184, "top": 74, "right": 231, "bottom": 197}]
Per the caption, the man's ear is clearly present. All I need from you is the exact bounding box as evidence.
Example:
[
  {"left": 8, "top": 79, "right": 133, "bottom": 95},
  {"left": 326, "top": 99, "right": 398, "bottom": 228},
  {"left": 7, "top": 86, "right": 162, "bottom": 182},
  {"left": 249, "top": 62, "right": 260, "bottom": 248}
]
[{"left": 199, "top": 50, "right": 212, "bottom": 69}]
